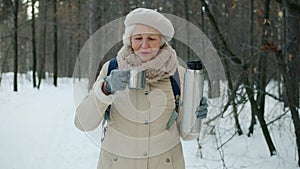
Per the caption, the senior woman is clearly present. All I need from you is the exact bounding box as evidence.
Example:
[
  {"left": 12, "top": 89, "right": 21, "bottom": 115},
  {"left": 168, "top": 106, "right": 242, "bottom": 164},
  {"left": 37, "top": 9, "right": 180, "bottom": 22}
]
[{"left": 74, "top": 8, "right": 208, "bottom": 169}]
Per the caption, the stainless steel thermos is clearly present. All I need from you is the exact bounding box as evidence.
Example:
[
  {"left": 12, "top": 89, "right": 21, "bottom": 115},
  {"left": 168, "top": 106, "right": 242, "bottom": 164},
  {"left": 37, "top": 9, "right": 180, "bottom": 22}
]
[{"left": 182, "top": 61, "right": 205, "bottom": 136}]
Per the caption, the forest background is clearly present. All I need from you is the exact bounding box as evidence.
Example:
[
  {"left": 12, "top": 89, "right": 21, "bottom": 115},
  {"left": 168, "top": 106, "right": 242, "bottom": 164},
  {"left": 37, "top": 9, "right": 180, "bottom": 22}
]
[{"left": 0, "top": 0, "right": 299, "bottom": 167}]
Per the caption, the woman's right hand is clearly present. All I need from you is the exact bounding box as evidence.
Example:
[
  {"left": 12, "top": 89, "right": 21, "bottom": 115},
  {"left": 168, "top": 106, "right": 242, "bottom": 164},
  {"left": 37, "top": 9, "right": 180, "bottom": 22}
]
[{"left": 103, "top": 69, "right": 130, "bottom": 94}]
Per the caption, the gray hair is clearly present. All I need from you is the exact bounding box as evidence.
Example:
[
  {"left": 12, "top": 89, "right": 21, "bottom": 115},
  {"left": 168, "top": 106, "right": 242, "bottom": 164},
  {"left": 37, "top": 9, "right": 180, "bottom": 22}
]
[{"left": 122, "top": 24, "right": 166, "bottom": 47}]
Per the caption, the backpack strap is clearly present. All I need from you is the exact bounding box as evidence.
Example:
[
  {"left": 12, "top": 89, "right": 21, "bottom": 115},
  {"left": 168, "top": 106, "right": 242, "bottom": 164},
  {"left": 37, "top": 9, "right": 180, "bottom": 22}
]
[
  {"left": 170, "top": 69, "right": 181, "bottom": 112},
  {"left": 107, "top": 57, "right": 118, "bottom": 76},
  {"left": 170, "top": 70, "right": 181, "bottom": 95},
  {"left": 170, "top": 69, "right": 180, "bottom": 97},
  {"left": 166, "top": 69, "right": 181, "bottom": 129},
  {"left": 95, "top": 58, "right": 118, "bottom": 81}
]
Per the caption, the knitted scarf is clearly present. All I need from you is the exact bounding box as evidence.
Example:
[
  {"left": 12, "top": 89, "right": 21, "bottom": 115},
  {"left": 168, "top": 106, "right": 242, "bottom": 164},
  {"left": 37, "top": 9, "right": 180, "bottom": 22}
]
[{"left": 116, "top": 44, "right": 178, "bottom": 83}]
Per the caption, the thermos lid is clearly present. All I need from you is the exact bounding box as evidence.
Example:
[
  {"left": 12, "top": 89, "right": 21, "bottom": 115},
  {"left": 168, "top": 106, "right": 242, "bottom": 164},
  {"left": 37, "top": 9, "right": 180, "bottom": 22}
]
[{"left": 187, "top": 61, "right": 202, "bottom": 70}]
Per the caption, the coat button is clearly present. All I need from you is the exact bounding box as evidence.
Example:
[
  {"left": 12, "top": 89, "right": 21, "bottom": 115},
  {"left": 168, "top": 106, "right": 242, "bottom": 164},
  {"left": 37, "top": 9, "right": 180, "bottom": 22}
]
[
  {"left": 144, "top": 91, "right": 149, "bottom": 95},
  {"left": 143, "top": 152, "right": 148, "bottom": 156},
  {"left": 113, "top": 157, "right": 118, "bottom": 161},
  {"left": 166, "top": 158, "right": 170, "bottom": 163},
  {"left": 144, "top": 120, "right": 149, "bottom": 125}
]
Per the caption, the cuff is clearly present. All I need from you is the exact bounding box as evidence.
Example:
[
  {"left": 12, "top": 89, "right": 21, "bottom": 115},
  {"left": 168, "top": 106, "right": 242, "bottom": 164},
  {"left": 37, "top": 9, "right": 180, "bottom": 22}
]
[{"left": 94, "top": 80, "right": 113, "bottom": 105}]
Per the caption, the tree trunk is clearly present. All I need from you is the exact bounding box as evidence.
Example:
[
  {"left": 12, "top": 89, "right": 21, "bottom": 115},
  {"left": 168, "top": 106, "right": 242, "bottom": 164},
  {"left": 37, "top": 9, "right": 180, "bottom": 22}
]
[
  {"left": 284, "top": 1, "right": 300, "bottom": 107},
  {"left": 257, "top": 0, "right": 270, "bottom": 116},
  {"left": 13, "top": 0, "right": 19, "bottom": 92},
  {"left": 76, "top": 0, "right": 81, "bottom": 80},
  {"left": 271, "top": 45, "right": 300, "bottom": 167},
  {"left": 247, "top": 0, "right": 257, "bottom": 136},
  {"left": 283, "top": 0, "right": 300, "bottom": 166},
  {"left": 37, "top": 0, "right": 48, "bottom": 89},
  {"left": 53, "top": 0, "right": 58, "bottom": 87},
  {"left": 255, "top": 0, "right": 277, "bottom": 156},
  {"left": 32, "top": 0, "right": 37, "bottom": 88},
  {"left": 88, "top": 0, "right": 104, "bottom": 89},
  {"left": 184, "top": 0, "right": 191, "bottom": 61},
  {"left": 0, "top": 0, "right": 13, "bottom": 22}
]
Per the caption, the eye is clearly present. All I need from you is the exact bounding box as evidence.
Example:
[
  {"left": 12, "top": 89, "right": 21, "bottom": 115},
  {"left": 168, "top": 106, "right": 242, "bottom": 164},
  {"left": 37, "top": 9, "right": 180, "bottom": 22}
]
[
  {"left": 133, "top": 37, "right": 142, "bottom": 40},
  {"left": 148, "top": 37, "right": 158, "bottom": 41}
]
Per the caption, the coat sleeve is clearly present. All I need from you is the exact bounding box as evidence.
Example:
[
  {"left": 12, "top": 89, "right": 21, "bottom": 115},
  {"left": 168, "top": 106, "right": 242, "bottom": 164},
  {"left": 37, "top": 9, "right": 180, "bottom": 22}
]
[
  {"left": 74, "top": 62, "right": 113, "bottom": 131},
  {"left": 176, "top": 65, "right": 201, "bottom": 141}
]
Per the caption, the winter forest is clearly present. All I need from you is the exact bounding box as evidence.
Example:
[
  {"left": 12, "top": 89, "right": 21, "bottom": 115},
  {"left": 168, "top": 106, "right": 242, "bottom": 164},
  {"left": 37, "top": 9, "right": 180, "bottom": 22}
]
[{"left": 0, "top": 0, "right": 299, "bottom": 169}]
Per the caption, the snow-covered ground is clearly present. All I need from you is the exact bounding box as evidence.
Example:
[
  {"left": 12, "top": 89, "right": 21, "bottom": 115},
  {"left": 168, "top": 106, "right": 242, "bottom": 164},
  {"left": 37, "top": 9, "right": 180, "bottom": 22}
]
[{"left": 0, "top": 73, "right": 298, "bottom": 169}]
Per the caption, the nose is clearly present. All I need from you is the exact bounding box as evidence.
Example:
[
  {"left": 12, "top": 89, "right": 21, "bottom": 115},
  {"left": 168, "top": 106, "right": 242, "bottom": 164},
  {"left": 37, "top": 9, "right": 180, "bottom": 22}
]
[{"left": 141, "top": 38, "right": 150, "bottom": 48}]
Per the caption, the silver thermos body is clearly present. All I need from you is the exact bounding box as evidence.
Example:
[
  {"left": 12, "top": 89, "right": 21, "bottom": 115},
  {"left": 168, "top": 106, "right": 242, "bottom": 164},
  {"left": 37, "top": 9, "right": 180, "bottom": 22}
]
[{"left": 182, "top": 61, "right": 205, "bottom": 136}]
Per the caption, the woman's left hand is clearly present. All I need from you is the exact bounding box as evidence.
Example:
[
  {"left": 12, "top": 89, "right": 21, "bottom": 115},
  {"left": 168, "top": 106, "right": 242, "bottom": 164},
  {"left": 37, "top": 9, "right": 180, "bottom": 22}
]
[{"left": 195, "top": 97, "right": 208, "bottom": 119}]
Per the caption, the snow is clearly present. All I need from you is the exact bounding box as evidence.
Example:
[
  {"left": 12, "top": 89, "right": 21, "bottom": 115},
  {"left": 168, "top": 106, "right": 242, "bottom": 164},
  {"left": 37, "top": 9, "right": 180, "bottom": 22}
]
[{"left": 0, "top": 73, "right": 298, "bottom": 169}]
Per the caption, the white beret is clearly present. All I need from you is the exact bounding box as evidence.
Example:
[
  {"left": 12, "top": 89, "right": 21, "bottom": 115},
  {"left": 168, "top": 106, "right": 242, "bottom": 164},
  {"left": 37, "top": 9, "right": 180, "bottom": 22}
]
[{"left": 124, "top": 8, "right": 174, "bottom": 42}]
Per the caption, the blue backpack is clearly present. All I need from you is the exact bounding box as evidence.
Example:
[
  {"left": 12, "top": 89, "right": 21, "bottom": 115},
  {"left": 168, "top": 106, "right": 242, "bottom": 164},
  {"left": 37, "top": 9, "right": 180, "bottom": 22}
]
[{"left": 96, "top": 57, "right": 181, "bottom": 126}]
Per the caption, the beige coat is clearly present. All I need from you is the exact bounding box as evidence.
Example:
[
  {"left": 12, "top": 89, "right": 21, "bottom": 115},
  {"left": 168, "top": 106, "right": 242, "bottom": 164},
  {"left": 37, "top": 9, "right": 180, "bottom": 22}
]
[{"left": 74, "top": 61, "right": 199, "bottom": 169}]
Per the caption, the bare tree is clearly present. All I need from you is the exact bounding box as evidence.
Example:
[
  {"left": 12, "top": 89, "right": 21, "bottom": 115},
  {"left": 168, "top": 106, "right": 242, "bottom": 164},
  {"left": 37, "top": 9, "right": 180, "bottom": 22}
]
[
  {"left": 247, "top": 0, "right": 257, "bottom": 137},
  {"left": 201, "top": 0, "right": 243, "bottom": 136},
  {"left": 256, "top": 0, "right": 277, "bottom": 155},
  {"left": 37, "top": 0, "right": 48, "bottom": 89},
  {"left": 53, "top": 0, "right": 58, "bottom": 87},
  {"left": 275, "top": 0, "right": 300, "bottom": 166},
  {"left": 0, "top": 0, "right": 13, "bottom": 83},
  {"left": 31, "top": 0, "right": 37, "bottom": 87},
  {"left": 88, "top": 0, "right": 105, "bottom": 89},
  {"left": 13, "top": 0, "right": 19, "bottom": 92},
  {"left": 0, "top": 0, "right": 12, "bottom": 22},
  {"left": 201, "top": 0, "right": 278, "bottom": 156}
]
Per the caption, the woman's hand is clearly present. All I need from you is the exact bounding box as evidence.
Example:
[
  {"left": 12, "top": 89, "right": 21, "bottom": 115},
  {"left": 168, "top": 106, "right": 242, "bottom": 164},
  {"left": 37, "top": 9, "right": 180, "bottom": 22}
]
[
  {"left": 103, "top": 69, "right": 130, "bottom": 94},
  {"left": 195, "top": 97, "right": 208, "bottom": 119}
]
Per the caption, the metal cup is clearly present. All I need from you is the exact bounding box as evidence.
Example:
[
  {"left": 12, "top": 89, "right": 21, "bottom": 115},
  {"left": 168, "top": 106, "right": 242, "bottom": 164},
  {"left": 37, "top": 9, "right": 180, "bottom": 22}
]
[{"left": 129, "top": 69, "right": 146, "bottom": 90}]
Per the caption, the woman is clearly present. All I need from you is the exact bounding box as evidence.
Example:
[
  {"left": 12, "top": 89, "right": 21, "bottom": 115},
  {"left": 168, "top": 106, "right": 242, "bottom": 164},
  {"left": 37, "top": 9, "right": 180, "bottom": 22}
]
[{"left": 74, "top": 8, "right": 208, "bottom": 169}]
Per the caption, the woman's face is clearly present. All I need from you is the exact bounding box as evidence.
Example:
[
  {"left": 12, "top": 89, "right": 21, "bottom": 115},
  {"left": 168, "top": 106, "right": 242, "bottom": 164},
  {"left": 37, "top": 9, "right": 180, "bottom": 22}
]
[{"left": 131, "top": 24, "right": 162, "bottom": 62}]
